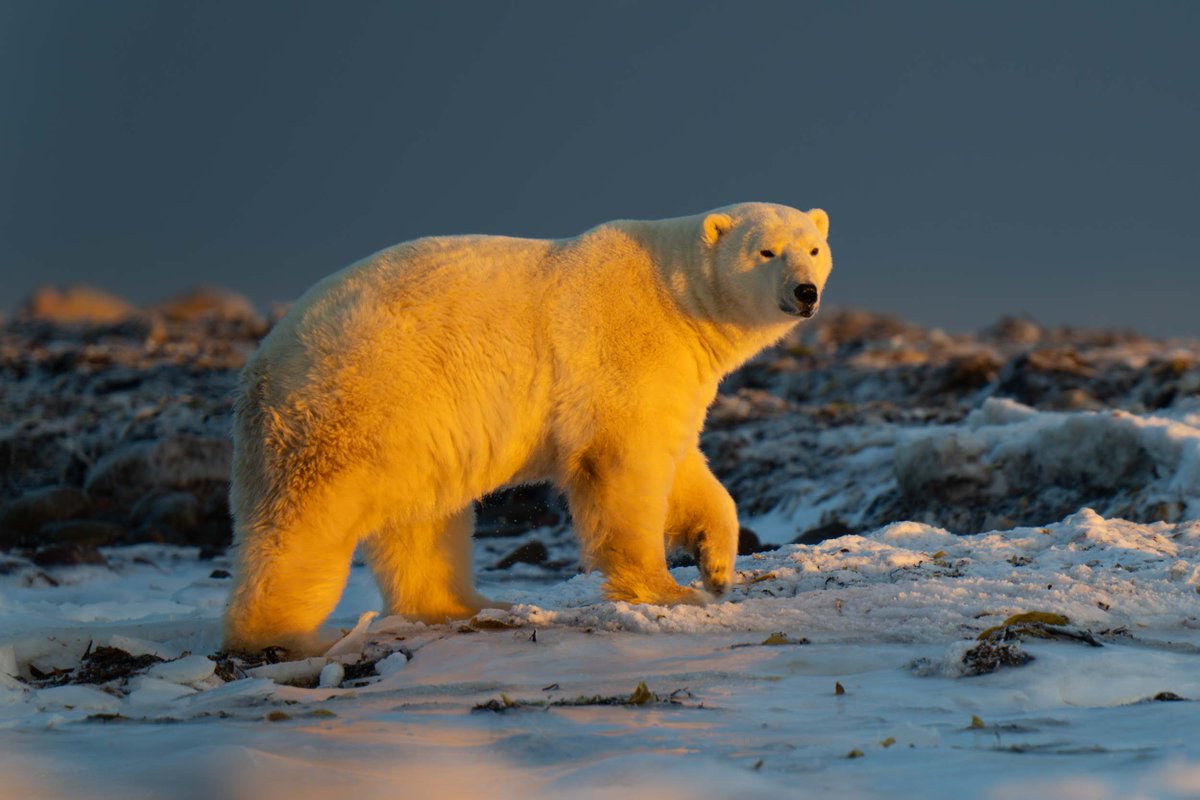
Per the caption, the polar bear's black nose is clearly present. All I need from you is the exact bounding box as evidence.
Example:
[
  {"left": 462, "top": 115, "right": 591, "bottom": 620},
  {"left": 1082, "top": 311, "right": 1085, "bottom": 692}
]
[{"left": 794, "top": 283, "right": 819, "bottom": 307}]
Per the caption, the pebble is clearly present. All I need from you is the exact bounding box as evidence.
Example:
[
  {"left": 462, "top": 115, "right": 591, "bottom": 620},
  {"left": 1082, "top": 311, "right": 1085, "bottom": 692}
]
[
  {"left": 375, "top": 651, "right": 408, "bottom": 678},
  {"left": 247, "top": 657, "right": 330, "bottom": 685},
  {"left": 494, "top": 540, "right": 549, "bottom": 570},
  {"left": 31, "top": 543, "right": 107, "bottom": 567},
  {"left": 318, "top": 661, "right": 345, "bottom": 689}
]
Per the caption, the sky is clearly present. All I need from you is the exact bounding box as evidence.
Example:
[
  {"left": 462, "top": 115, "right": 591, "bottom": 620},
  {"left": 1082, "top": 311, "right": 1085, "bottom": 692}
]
[{"left": 1, "top": 0, "right": 1198, "bottom": 336}]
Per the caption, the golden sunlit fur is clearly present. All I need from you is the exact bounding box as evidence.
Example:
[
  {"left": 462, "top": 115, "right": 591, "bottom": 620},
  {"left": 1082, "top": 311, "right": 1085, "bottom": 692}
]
[{"left": 223, "top": 202, "right": 833, "bottom": 654}]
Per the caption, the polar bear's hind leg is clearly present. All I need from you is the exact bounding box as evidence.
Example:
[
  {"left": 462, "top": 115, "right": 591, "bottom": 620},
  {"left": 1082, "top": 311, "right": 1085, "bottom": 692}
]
[{"left": 363, "top": 507, "right": 503, "bottom": 623}]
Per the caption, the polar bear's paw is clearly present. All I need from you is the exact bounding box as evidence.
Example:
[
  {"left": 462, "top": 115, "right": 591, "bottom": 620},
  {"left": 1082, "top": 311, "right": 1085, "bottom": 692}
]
[
  {"left": 699, "top": 561, "right": 734, "bottom": 597},
  {"left": 604, "top": 577, "right": 713, "bottom": 608}
]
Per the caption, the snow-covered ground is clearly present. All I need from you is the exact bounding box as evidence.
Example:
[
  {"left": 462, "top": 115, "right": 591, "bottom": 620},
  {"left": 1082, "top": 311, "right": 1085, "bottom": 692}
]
[{"left": 2, "top": 509, "right": 1199, "bottom": 799}]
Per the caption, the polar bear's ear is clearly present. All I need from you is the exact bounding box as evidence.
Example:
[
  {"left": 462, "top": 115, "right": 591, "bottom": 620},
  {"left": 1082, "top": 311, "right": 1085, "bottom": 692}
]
[
  {"left": 702, "top": 213, "right": 734, "bottom": 245},
  {"left": 807, "top": 208, "right": 830, "bottom": 238}
]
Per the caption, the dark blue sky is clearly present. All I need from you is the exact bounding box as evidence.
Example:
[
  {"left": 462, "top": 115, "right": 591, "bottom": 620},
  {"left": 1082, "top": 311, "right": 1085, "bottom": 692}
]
[{"left": 2, "top": 1, "right": 1198, "bottom": 335}]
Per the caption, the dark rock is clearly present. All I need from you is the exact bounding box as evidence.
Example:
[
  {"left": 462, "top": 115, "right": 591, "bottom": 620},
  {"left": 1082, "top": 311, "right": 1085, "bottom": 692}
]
[
  {"left": 192, "top": 488, "right": 234, "bottom": 549},
  {"left": 131, "top": 491, "right": 201, "bottom": 543},
  {"left": 494, "top": 540, "right": 549, "bottom": 569},
  {"left": 40, "top": 519, "right": 124, "bottom": 546},
  {"left": 209, "top": 569, "right": 231, "bottom": 579},
  {"left": 793, "top": 520, "right": 854, "bottom": 545},
  {"left": 0, "top": 433, "right": 71, "bottom": 488},
  {"left": 475, "top": 484, "right": 563, "bottom": 537},
  {"left": 994, "top": 347, "right": 1095, "bottom": 406},
  {"left": 32, "top": 542, "right": 107, "bottom": 567},
  {"left": 84, "top": 437, "right": 232, "bottom": 505},
  {"left": 61, "top": 452, "right": 91, "bottom": 488},
  {"left": 0, "top": 486, "right": 92, "bottom": 548},
  {"left": 961, "top": 640, "right": 1033, "bottom": 675},
  {"left": 737, "top": 527, "right": 778, "bottom": 555},
  {"left": 936, "top": 353, "right": 1001, "bottom": 395},
  {"left": 72, "top": 646, "right": 164, "bottom": 685},
  {"left": 197, "top": 545, "right": 226, "bottom": 560}
]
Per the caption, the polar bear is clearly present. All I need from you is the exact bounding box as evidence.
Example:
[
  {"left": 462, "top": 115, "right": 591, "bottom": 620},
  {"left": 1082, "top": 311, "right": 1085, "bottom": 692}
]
[{"left": 223, "top": 202, "right": 832, "bottom": 654}]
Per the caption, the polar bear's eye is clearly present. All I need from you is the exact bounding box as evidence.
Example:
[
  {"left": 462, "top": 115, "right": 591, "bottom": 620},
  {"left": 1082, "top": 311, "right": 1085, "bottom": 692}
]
[
  {"left": 759, "top": 249, "right": 776, "bottom": 259},
  {"left": 810, "top": 247, "right": 820, "bottom": 256}
]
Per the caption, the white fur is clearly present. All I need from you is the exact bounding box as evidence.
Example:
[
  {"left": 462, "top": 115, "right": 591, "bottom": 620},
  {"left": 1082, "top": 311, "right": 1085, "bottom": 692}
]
[{"left": 223, "top": 202, "right": 833, "bottom": 654}]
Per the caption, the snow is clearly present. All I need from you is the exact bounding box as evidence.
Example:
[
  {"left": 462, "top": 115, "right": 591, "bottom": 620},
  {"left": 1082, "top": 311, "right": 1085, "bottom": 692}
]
[{"left": 0, "top": 507, "right": 1197, "bottom": 799}]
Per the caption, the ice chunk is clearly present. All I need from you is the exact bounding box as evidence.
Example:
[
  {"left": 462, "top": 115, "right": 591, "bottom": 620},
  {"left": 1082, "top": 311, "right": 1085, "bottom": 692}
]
[
  {"left": 0, "top": 672, "right": 26, "bottom": 694},
  {"left": 35, "top": 684, "right": 121, "bottom": 713},
  {"left": 147, "top": 654, "right": 216, "bottom": 686},
  {"left": 323, "top": 611, "right": 378, "bottom": 658},
  {"left": 247, "top": 657, "right": 329, "bottom": 685},
  {"left": 126, "top": 675, "right": 197, "bottom": 706},
  {"left": 182, "top": 678, "right": 275, "bottom": 712},
  {"left": 0, "top": 644, "right": 17, "bottom": 678}
]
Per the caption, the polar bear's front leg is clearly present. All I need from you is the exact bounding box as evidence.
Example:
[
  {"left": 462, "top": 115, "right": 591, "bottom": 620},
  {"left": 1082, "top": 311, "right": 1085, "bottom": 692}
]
[
  {"left": 223, "top": 517, "right": 359, "bottom": 657},
  {"left": 665, "top": 448, "right": 740, "bottom": 596},
  {"left": 566, "top": 444, "right": 710, "bottom": 607}
]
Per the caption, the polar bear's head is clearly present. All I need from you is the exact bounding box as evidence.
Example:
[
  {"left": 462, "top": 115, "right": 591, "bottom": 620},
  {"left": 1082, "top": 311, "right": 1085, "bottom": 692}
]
[{"left": 696, "top": 202, "right": 832, "bottom": 325}]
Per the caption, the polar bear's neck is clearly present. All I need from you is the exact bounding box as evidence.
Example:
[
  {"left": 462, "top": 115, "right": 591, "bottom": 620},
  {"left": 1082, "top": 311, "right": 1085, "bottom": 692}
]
[{"left": 612, "top": 219, "right": 797, "bottom": 379}]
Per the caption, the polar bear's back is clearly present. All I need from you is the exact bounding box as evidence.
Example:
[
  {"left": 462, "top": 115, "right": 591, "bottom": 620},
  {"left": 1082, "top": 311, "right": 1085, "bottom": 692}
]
[{"left": 235, "top": 234, "right": 562, "bottom": 524}]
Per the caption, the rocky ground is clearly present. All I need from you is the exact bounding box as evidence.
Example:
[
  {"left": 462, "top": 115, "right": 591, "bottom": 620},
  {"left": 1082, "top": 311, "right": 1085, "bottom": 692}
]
[{"left": 2, "top": 285, "right": 1198, "bottom": 575}]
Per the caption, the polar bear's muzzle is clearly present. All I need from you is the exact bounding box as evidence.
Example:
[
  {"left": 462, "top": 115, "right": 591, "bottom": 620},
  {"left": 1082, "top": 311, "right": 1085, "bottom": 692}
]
[{"left": 779, "top": 281, "right": 820, "bottom": 318}]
